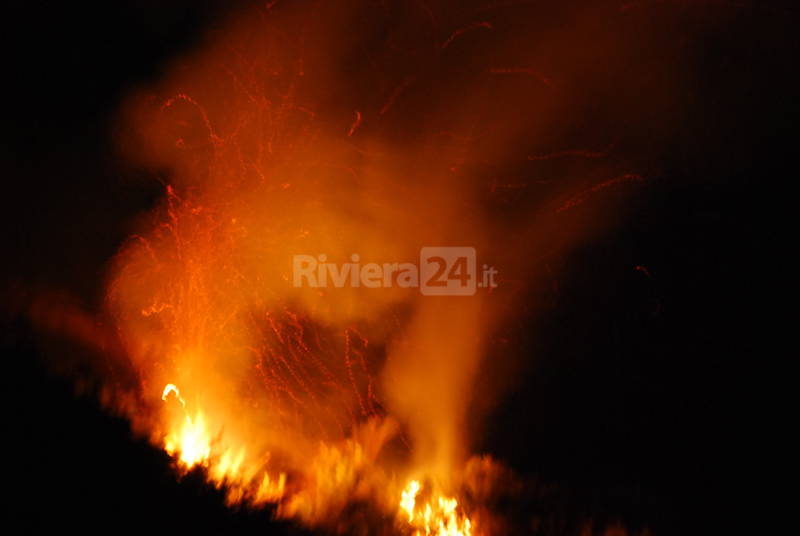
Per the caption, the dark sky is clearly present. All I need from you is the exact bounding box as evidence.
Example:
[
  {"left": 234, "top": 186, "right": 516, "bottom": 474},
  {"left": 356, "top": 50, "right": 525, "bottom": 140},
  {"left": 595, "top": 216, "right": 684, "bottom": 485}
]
[{"left": 1, "top": 1, "right": 789, "bottom": 535}]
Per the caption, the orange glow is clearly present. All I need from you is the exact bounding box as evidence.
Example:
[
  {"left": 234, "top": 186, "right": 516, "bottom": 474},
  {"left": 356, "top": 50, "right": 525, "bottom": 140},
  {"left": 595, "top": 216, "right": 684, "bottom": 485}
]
[
  {"left": 161, "top": 383, "right": 210, "bottom": 469},
  {"left": 103, "top": 4, "right": 500, "bottom": 525},
  {"left": 400, "top": 480, "right": 474, "bottom": 536},
  {"left": 401, "top": 479, "right": 421, "bottom": 522},
  {"left": 165, "top": 411, "right": 210, "bottom": 469},
  {"left": 158, "top": 382, "right": 289, "bottom": 506},
  {"left": 156, "top": 377, "right": 480, "bottom": 531},
  {"left": 40, "top": 1, "right": 667, "bottom": 533}
]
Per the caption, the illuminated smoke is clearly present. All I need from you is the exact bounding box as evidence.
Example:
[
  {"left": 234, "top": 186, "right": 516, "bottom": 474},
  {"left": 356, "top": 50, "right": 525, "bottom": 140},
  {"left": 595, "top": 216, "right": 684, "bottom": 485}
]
[{"left": 29, "top": 1, "right": 692, "bottom": 533}]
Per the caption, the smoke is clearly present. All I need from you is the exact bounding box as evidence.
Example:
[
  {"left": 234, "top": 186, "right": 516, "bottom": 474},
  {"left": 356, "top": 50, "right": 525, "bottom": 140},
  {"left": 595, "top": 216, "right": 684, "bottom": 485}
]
[{"left": 19, "top": 0, "right": 698, "bottom": 530}]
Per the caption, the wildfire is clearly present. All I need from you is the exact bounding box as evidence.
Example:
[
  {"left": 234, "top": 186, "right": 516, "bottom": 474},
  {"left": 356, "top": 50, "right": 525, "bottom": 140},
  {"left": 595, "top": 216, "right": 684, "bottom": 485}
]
[
  {"left": 86, "top": 0, "right": 598, "bottom": 532},
  {"left": 401, "top": 479, "right": 421, "bottom": 522},
  {"left": 400, "top": 480, "right": 474, "bottom": 536},
  {"left": 158, "top": 382, "right": 477, "bottom": 533},
  {"left": 165, "top": 411, "right": 211, "bottom": 468},
  {"left": 159, "top": 383, "right": 287, "bottom": 504},
  {"left": 161, "top": 383, "right": 210, "bottom": 468},
  {"left": 19, "top": 0, "right": 694, "bottom": 532}
]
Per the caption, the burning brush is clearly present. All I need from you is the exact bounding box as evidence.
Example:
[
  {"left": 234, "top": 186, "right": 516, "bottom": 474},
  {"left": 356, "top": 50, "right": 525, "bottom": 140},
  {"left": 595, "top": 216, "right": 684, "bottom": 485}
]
[{"left": 17, "top": 0, "right": 695, "bottom": 534}]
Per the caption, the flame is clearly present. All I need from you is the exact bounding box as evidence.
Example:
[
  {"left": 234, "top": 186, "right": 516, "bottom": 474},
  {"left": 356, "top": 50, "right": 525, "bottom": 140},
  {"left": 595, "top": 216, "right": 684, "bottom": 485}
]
[
  {"left": 165, "top": 412, "right": 211, "bottom": 469},
  {"left": 157, "top": 381, "right": 478, "bottom": 532},
  {"left": 401, "top": 479, "right": 421, "bottom": 522},
  {"left": 159, "top": 382, "right": 288, "bottom": 505},
  {"left": 161, "top": 383, "right": 210, "bottom": 469},
  {"left": 400, "top": 480, "right": 473, "bottom": 536}
]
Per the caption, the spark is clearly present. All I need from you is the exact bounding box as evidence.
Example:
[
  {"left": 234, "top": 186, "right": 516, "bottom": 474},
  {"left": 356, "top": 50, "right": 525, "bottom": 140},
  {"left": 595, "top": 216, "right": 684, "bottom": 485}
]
[
  {"left": 348, "top": 110, "right": 362, "bottom": 136},
  {"left": 489, "top": 67, "right": 552, "bottom": 87},
  {"left": 441, "top": 22, "right": 493, "bottom": 49},
  {"left": 558, "top": 173, "right": 643, "bottom": 212}
]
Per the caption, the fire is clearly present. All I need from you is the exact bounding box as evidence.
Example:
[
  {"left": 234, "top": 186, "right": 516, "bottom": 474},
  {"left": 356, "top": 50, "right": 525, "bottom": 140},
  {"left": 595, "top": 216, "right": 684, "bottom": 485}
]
[
  {"left": 399, "top": 480, "right": 474, "bottom": 536},
  {"left": 157, "top": 381, "right": 478, "bottom": 532},
  {"left": 159, "top": 382, "right": 288, "bottom": 505},
  {"left": 98, "top": 0, "right": 500, "bottom": 524},
  {"left": 161, "top": 383, "right": 210, "bottom": 469},
  {"left": 89, "top": 0, "right": 514, "bottom": 526},
  {"left": 15, "top": 0, "right": 702, "bottom": 532},
  {"left": 401, "top": 480, "right": 421, "bottom": 522},
  {"left": 165, "top": 411, "right": 211, "bottom": 469},
  {"left": 46, "top": 0, "right": 659, "bottom": 533}
]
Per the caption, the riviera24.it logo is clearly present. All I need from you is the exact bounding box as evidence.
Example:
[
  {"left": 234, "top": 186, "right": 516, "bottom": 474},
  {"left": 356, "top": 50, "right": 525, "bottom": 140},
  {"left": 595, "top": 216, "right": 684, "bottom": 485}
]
[{"left": 293, "top": 247, "right": 498, "bottom": 296}]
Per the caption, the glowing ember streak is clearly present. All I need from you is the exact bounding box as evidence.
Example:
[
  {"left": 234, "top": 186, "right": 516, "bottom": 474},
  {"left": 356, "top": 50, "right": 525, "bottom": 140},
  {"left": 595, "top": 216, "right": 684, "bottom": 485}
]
[
  {"left": 161, "top": 383, "right": 185, "bottom": 406},
  {"left": 557, "top": 173, "right": 644, "bottom": 212}
]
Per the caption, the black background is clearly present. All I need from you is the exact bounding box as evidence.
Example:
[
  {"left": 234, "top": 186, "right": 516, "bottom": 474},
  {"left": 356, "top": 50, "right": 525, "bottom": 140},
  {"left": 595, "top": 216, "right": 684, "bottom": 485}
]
[{"left": 1, "top": 1, "right": 787, "bottom": 534}]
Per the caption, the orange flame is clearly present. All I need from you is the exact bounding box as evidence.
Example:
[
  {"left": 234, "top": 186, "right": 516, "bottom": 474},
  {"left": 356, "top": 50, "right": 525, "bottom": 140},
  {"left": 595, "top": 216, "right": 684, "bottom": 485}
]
[
  {"left": 156, "top": 379, "right": 479, "bottom": 531},
  {"left": 159, "top": 382, "right": 288, "bottom": 506},
  {"left": 400, "top": 480, "right": 474, "bottom": 536}
]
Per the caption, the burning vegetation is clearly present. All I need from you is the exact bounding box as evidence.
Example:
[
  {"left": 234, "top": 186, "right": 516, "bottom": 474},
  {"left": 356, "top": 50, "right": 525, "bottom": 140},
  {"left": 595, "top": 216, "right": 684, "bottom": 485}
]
[{"left": 19, "top": 0, "right": 703, "bottom": 534}]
